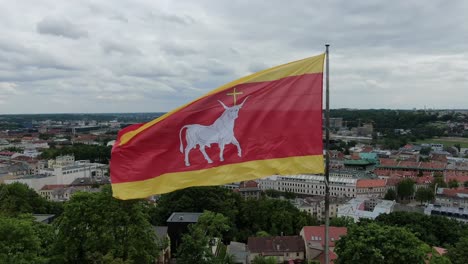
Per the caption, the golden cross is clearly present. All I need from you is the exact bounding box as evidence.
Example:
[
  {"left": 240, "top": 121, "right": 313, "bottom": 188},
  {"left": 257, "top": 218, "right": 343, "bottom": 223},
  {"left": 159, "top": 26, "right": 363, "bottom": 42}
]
[{"left": 227, "top": 88, "right": 243, "bottom": 105}]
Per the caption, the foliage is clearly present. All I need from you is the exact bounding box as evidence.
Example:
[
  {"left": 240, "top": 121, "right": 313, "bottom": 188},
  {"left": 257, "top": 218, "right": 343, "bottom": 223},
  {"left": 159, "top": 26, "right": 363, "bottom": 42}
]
[
  {"left": 39, "top": 133, "right": 53, "bottom": 140},
  {"left": 330, "top": 216, "right": 355, "bottom": 227},
  {"left": 464, "top": 181, "right": 468, "bottom": 188},
  {"left": 236, "top": 197, "right": 317, "bottom": 241},
  {"left": 415, "top": 188, "right": 435, "bottom": 204},
  {"left": 251, "top": 255, "right": 277, "bottom": 264},
  {"left": 2, "top": 146, "right": 24, "bottom": 152},
  {"left": 177, "top": 211, "right": 231, "bottom": 264},
  {"left": 446, "top": 236, "right": 468, "bottom": 264},
  {"left": 152, "top": 187, "right": 317, "bottom": 242},
  {"left": 0, "top": 183, "right": 62, "bottom": 217},
  {"left": 335, "top": 222, "right": 431, "bottom": 264},
  {"left": 375, "top": 212, "right": 468, "bottom": 247},
  {"left": 40, "top": 144, "right": 111, "bottom": 163},
  {"left": 383, "top": 189, "right": 397, "bottom": 200},
  {"left": 420, "top": 146, "right": 432, "bottom": 155},
  {"left": 429, "top": 254, "right": 452, "bottom": 264},
  {"left": 431, "top": 175, "right": 448, "bottom": 189},
  {"left": 53, "top": 186, "right": 160, "bottom": 264},
  {"left": 448, "top": 179, "right": 459, "bottom": 189},
  {"left": 0, "top": 215, "right": 54, "bottom": 264},
  {"left": 397, "top": 179, "right": 415, "bottom": 201},
  {"left": 176, "top": 223, "right": 215, "bottom": 264},
  {"left": 263, "top": 189, "right": 296, "bottom": 199}
]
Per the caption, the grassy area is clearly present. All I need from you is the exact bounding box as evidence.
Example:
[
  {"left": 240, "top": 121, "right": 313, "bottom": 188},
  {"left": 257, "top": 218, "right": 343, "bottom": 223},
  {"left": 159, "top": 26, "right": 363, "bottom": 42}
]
[{"left": 413, "top": 137, "right": 468, "bottom": 148}]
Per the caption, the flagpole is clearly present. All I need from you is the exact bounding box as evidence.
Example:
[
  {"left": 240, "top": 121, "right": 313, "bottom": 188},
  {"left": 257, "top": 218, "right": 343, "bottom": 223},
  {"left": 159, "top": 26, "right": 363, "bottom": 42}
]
[{"left": 324, "top": 44, "right": 331, "bottom": 264}]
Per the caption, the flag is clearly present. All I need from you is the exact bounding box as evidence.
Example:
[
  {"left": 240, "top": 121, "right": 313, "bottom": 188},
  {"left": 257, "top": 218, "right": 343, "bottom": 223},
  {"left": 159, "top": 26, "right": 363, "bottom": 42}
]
[{"left": 111, "top": 53, "right": 325, "bottom": 199}]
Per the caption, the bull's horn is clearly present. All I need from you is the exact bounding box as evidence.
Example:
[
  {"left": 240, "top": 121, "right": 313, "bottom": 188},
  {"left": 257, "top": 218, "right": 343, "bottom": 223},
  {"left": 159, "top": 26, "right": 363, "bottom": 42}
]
[
  {"left": 217, "top": 100, "right": 228, "bottom": 109},
  {"left": 239, "top": 96, "right": 250, "bottom": 108}
]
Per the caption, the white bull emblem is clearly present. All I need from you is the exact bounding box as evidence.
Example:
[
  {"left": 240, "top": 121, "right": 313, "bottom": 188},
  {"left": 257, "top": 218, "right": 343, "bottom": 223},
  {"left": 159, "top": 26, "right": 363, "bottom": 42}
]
[{"left": 179, "top": 96, "right": 249, "bottom": 166}]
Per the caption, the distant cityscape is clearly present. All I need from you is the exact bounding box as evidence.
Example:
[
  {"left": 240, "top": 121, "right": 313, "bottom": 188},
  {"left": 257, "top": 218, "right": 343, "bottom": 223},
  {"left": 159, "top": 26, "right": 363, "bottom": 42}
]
[{"left": 1, "top": 109, "right": 468, "bottom": 263}]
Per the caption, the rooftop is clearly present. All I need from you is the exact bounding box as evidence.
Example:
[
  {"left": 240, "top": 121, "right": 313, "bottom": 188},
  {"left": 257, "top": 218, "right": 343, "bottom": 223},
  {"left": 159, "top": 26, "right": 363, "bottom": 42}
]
[
  {"left": 301, "top": 226, "right": 347, "bottom": 247},
  {"left": 247, "top": 236, "right": 305, "bottom": 253},
  {"left": 356, "top": 179, "right": 386, "bottom": 188},
  {"left": 167, "top": 212, "right": 203, "bottom": 223}
]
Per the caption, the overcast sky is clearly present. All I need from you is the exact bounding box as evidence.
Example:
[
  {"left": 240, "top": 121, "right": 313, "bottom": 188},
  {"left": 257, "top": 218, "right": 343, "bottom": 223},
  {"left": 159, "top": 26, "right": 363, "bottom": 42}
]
[{"left": 0, "top": 0, "right": 467, "bottom": 114}]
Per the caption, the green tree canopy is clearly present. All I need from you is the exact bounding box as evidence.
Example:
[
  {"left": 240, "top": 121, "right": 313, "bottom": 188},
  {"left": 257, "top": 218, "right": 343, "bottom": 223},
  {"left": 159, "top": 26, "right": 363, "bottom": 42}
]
[
  {"left": 397, "top": 179, "right": 415, "bottom": 201},
  {"left": 53, "top": 186, "right": 160, "bottom": 264},
  {"left": 0, "top": 183, "right": 61, "bottom": 217},
  {"left": 448, "top": 179, "right": 459, "bottom": 189},
  {"left": 446, "top": 236, "right": 468, "bottom": 264},
  {"left": 330, "top": 216, "right": 355, "bottom": 227},
  {"left": 335, "top": 223, "right": 431, "bottom": 264},
  {"left": 415, "top": 188, "right": 435, "bottom": 205},
  {"left": 0, "top": 215, "right": 54, "bottom": 264},
  {"left": 375, "top": 211, "right": 468, "bottom": 247},
  {"left": 384, "top": 189, "right": 397, "bottom": 200},
  {"left": 177, "top": 211, "right": 231, "bottom": 264}
]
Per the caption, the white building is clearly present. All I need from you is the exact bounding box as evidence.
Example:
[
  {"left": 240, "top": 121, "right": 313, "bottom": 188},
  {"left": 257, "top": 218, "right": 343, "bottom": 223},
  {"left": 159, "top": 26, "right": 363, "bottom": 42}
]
[
  {"left": 5, "top": 155, "right": 107, "bottom": 191},
  {"left": 258, "top": 175, "right": 357, "bottom": 198},
  {"left": 293, "top": 197, "right": 351, "bottom": 221},
  {"left": 338, "top": 197, "right": 395, "bottom": 222}
]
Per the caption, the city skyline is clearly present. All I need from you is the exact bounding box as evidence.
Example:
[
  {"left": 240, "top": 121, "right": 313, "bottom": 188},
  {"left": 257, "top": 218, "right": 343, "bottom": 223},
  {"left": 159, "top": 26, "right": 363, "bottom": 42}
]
[{"left": 1, "top": 0, "right": 467, "bottom": 114}]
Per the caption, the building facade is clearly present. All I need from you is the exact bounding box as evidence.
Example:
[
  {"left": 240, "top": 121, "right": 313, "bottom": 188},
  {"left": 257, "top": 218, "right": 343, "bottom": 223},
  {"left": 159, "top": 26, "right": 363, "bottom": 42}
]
[{"left": 258, "top": 175, "right": 357, "bottom": 198}]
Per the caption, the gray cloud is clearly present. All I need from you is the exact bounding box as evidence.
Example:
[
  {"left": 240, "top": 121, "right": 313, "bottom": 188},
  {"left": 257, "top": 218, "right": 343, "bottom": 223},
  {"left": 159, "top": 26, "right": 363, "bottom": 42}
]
[
  {"left": 37, "top": 17, "right": 88, "bottom": 39},
  {"left": 0, "top": 0, "right": 467, "bottom": 113}
]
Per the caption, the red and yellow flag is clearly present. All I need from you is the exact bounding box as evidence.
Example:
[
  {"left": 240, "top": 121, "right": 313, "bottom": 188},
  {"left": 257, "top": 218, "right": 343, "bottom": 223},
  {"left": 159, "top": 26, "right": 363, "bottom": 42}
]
[{"left": 111, "top": 54, "right": 325, "bottom": 199}]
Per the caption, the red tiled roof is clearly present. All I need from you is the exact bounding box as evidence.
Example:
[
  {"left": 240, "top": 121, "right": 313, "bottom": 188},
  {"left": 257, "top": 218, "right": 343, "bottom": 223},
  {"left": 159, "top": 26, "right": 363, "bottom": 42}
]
[
  {"left": 446, "top": 175, "right": 468, "bottom": 183},
  {"left": 440, "top": 188, "right": 468, "bottom": 197},
  {"left": 40, "top": 184, "right": 68, "bottom": 190},
  {"left": 386, "top": 177, "right": 403, "bottom": 186},
  {"left": 0, "top": 151, "right": 15, "bottom": 156},
  {"left": 301, "top": 226, "right": 347, "bottom": 247},
  {"left": 356, "top": 179, "right": 386, "bottom": 188},
  {"left": 240, "top": 180, "right": 259, "bottom": 188},
  {"left": 379, "top": 158, "right": 398, "bottom": 166},
  {"left": 318, "top": 250, "right": 338, "bottom": 264},
  {"left": 433, "top": 246, "right": 447, "bottom": 256},
  {"left": 415, "top": 176, "right": 434, "bottom": 184},
  {"left": 247, "top": 236, "right": 305, "bottom": 253}
]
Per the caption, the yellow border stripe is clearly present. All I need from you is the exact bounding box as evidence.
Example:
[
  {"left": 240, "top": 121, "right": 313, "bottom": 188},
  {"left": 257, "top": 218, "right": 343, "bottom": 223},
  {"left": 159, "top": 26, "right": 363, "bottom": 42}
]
[
  {"left": 119, "top": 54, "right": 325, "bottom": 146},
  {"left": 112, "top": 155, "right": 324, "bottom": 200}
]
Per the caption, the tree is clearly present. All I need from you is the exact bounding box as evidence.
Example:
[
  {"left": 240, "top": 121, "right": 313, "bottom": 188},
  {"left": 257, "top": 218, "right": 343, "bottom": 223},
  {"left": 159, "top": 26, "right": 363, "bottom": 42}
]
[
  {"left": 420, "top": 146, "right": 432, "bottom": 155},
  {"left": 197, "top": 210, "right": 231, "bottom": 238},
  {"left": 335, "top": 223, "right": 431, "bottom": 264},
  {"left": 330, "top": 216, "right": 355, "bottom": 227},
  {"left": 415, "top": 188, "right": 435, "bottom": 205},
  {"left": 375, "top": 212, "right": 468, "bottom": 247},
  {"left": 176, "top": 225, "right": 214, "bottom": 264},
  {"left": 447, "top": 236, "right": 468, "bottom": 264},
  {"left": 53, "top": 186, "right": 160, "bottom": 264},
  {"left": 0, "top": 183, "right": 61, "bottom": 217},
  {"left": 448, "top": 179, "right": 459, "bottom": 189},
  {"left": 384, "top": 189, "right": 397, "bottom": 200},
  {"left": 397, "top": 179, "right": 415, "bottom": 201},
  {"left": 177, "top": 211, "right": 231, "bottom": 264},
  {"left": 252, "top": 255, "right": 277, "bottom": 264},
  {"left": 236, "top": 197, "right": 317, "bottom": 241},
  {"left": 429, "top": 254, "right": 452, "bottom": 264},
  {"left": 431, "top": 174, "right": 447, "bottom": 189},
  {"left": 0, "top": 215, "right": 53, "bottom": 264},
  {"left": 464, "top": 181, "right": 468, "bottom": 188}
]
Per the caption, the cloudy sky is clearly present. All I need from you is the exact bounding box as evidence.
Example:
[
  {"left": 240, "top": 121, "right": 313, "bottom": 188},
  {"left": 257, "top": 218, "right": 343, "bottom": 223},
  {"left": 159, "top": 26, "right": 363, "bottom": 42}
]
[{"left": 0, "top": 0, "right": 467, "bottom": 114}]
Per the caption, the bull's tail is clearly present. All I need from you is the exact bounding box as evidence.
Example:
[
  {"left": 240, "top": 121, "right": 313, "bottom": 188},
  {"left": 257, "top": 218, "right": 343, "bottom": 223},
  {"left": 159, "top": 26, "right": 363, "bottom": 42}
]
[{"left": 179, "top": 125, "right": 189, "bottom": 153}]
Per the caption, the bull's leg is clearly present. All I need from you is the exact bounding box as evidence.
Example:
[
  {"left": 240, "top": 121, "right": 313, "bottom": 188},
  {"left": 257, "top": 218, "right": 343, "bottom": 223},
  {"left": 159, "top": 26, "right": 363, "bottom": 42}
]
[
  {"left": 184, "top": 145, "right": 193, "bottom": 166},
  {"left": 232, "top": 137, "right": 242, "bottom": 157},
  {"left": 200, "top": 145, "right": 213, "bottom": 164},
  {"left": 219, "top": 143, "right": 225, "bottom": 162}
]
